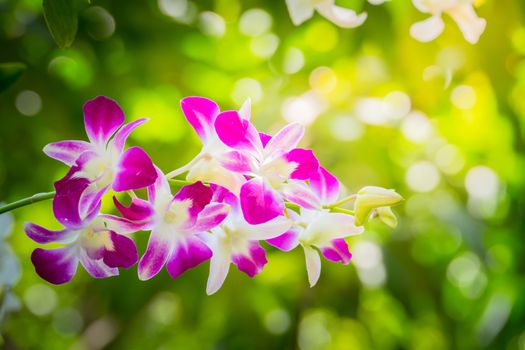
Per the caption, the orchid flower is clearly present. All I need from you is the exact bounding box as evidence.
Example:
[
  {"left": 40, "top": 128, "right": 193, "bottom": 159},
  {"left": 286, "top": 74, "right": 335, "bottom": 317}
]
[
  {"left": 24, "top": 188, "right": 138, "bottom": 285},
  {"left": 44, "top": 96, "right": 157, "bottom": 221},
  {"left": 203, "top": 186, "right": 292, "bottom": 295},
  {"left": 285, "top": 0, "right": 385, "bottom": 28},
  {"left": 166, "top": 97, "right": 248, "bottom": 194},
  {"left": 410, "top": 0, "right": 486, "bottom": 44},
  {"left": 214, "top": 110, "right": 319, "bottom": 224},
  {"left": 113, "top": 168, "right": 230, "bottom": 281},
  {"left": 268, "top": 167, "right": 364, "bottom": 287}
]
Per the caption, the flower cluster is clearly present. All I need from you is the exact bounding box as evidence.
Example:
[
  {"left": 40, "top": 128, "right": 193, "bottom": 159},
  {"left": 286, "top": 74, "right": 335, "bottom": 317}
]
[{"left": 25, "top": 96, "right": 402, "bottom": 294}]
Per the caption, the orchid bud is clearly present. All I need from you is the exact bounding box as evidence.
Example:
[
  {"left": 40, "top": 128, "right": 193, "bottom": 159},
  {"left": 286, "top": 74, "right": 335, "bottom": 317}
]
[
  {"left": 376, "top": 206, "right": 398, "bottom": 228},
  {"left": 354, "top": 186, "right": 403, "bottom": 226}
]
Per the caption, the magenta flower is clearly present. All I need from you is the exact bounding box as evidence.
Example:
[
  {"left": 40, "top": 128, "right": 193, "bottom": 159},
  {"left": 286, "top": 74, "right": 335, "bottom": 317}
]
[
  {"left": 114, "top": 168, "right": 230, "bottom": 281},
  {"left": 44, "top": 96, "right": 157, "bottom": 221},
  {"left": 267, "top": 167, "right": 363, "bottom": 286},
  {"left": 202, "top": 186, "right": 291, "bottom": 295},
  {"left": 24, "top": 202, "right": 138, "bottom": 285},
  {"left": 214, "top": 110, "right": 319, "bottom": 224},
  {"left": 168, "top": 97, "right": 248, "bottom": 194}
]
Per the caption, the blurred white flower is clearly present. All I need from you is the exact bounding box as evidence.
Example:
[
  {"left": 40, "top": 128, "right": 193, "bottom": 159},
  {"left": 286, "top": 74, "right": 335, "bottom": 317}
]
[
  {"left": 410, "top": 0, "right": 486, "bottom": 44},
  {"left": 286, "top": 0, "right": 385, "bottom": 28}
]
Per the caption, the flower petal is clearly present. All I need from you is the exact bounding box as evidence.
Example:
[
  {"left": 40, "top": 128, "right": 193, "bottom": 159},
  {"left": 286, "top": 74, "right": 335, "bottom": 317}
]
[
  {"left": 239, "top": 98, "right": 251, "bottom": 120},
  {"left": 110, "top": 118, "right": 149, "bottom": 153},
  {"left": 286, "top": 148, "right": 319, "bottom": 180},
  {"left": 316, "top": 2, "right": 367, "bottom": 28},
  {"left": 285, "top": 0, "right": 315, "bottom": 25},
  {"left": 79, "top": 249, "right": 119, "bottom": 278},
  {"left": 43, "top": 141, "right": 93, "bottom": 166},
  {"left": 239, "top": 215, "right": 292, "bottom": 240},
  {"left": 232, "top": 241, "right": 267, "bottom": 277},
  {"left": 319, "top": 238, "right": 352, "bottom": 264},
  {"left": 281, "top": 180, "right": 321, "bottom": 210},
  {"left": 303, "top": 245, "right": 321, "bottom": 287},
  {"left": 259, "top": 132, "right": 272, "bottom": 147},
  {"left": 215, "top": 110, "right": 262, "bottom": 156},
  {"left": 306, "top": 212, "right": 364, "bottom": 244},
  {"left": 138, "top": 228, "right": 172, "bottom": 280},
  {"left": 100, "top": 214, "right": 148, "bottom": 234},
  {"left": 309, "top": 167, "right": 340, "bottom": 205},
  {"left": 448, "top": 3, "right": 486, "bottom": 44},
  {"left": 410, "top": 15, "right": 445, "bottom": 42},
  {"left": 102, "top": 231, "right": 138, "bottom": 268},
  {"left": 264, "top": 123, "right": 304, "bottom": 157},
  {"left": 78, "top": 183, "right": 108, "bottom": 221},
  {"left": 240, "top": 178, "right": 284, "bottom": 225},
  {"left": 193, "top": 203, "right": 230, "bottom": 232},
  {"left": 166, "top": 237, "right": 212, "bottom": 280},
  {"left": 174, "top": 181, "right": 213, "bottom": 218},
  {"left": 206, "top": 243, "right": 231, "bottom": 295},
  {"left": 113, "top": 196, "right": 154, "bottom": 222},
  {"left": 83, "top": 96, "right": 125, "bottom": 146},
  {"left": 113, "top": 146, "right": 157, "bottom": 192},
  {"left": 219, "top": 151, "right": 257, "bottom": 174},
  {"left": 266, "top": 228, "right": 300, "bottom": 252},
  {"left": 24, "top": 223, "right": 73, "bottom": 244},
  {"left": 181, "top": 96, "right": 220, "bottom": 142},
  {"left": 31, "top": 247, "right": 78, "bottom": 284},
  {"left": 53, "top": 168, "right": 91, "bottom": 228},
  {"left": 186, "top": 157, "right": 247, "bottom": 195}
]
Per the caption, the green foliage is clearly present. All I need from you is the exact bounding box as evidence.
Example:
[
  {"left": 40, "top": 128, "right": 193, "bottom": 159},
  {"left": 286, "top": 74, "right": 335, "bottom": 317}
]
[
  {"left": 0, "top": 63, "right": 26, "bottom": 93},
  {"left": 42, "top": 0, "right": 81, "bottom": 48}
]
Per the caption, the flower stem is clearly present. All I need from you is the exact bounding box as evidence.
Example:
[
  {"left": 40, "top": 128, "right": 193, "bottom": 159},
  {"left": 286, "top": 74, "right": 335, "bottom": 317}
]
[
  {"left": 327, "top": 194, "right": 357, "bottom": 209},
  {"left": 0, "top": 191, "right": 55, "bottom": 214},
  {"left": 165, "top": 153, "right": 203, "bottom": 179}
]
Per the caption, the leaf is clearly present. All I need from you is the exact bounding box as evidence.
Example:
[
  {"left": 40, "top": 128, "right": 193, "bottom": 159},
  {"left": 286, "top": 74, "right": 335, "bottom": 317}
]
[
  {"left": 0, "top": 63, "right": 26, "bottom": 93},
  {"left": 43, "top": 0, "right": 80, "bottom": 48}
]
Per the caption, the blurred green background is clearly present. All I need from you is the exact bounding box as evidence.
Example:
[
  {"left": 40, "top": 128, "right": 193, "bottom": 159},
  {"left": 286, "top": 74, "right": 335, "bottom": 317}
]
[{"left": 1, "top": 0, "right": 525, "bottom": 349}]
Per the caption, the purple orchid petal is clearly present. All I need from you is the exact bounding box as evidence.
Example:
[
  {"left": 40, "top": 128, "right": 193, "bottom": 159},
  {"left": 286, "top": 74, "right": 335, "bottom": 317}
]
[
  {"left": 111, "top": 118, "right": 149, "bottom": 153},
  {"left": 264, "top": 123, "right": 304, "bottom": 156},
  {"left": 240, "top": 178, "right": 284, "bottom": 225},
  {"left": 180, "top": 96, "right": 220, "bottom": 142},
  {"left": 310, "top": 167, "right": 340, "bottom": 205},
  {"left": 215, "top": 110, "right": 262, "bottom": 156},
  {"left": 147, "top": 166, "right": 171, "bottom": 203},
  {"left": 83, "top": 96, "right": 125, "bottom": 147},
  {"left": 100, "top": 214, "right": 149, "bottom": 234},
  {"left": 193, "top": 203, "right": 230, "bottom": 232},
  {"left": 79, "top": 249, "right": 119, "bottom": 278},
  {"left": 24, "top": 223, "right": 72, "bottom": 244},
  {"left": 231, "top": 241, "right": 267, "bottom": 277},
  {"left": 102, "top": 231, "right": 139, "bottom": 268},
  {"left": 53, "top": 168, "right": 91, "bottom": 228},
  {"left": 319, "top": 238, "right": 352, "bottom": 264},
  {"left": 31, "top": 247, "right": 78, "bottom": 284},
  {"left": 166, "top": 237, "right": 212, "bottom": 280},
  {"left": 281, "top": 180, "right": 321, "bottom": 210},
  {"left": 113, "top": 196, "right": 154, "bottom": 222},
  {"left": 78, "top": 183, "right": 108, "bottom": 220},
  {"left": 113, "top": 146, "right": 157, "bottom": 192},
  {"left": 43, "top": 140, "right": 93, "bottom": 166},
  {"left": 266, "top": 229, "right": 300, "bottom": 252},
  {"left": 174, "top": 181, "right": 213, "bottom": 217},
  {"left": 285, "top": 148, "right": 319, "bottom": 180},
  {"left": 219, "top": 151, "right": 257, "bottom": 174},
  {"left": 138, "top": 228, "right": 172, "bottom": 280},
  {"left": 259, "top": 132, "right": 272, "bottom": 147}
]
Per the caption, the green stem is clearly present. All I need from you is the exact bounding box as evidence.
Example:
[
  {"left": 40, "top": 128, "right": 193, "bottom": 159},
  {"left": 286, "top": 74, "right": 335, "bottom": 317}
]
[{"left": 0, "top": 191, "right": 55, "bottom": 214}]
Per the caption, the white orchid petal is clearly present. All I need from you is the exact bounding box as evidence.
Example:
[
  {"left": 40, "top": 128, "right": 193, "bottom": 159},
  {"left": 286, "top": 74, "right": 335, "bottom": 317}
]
[
  {"left": 206, "top": 245, "right": 231, "bottom": 295},
  {"left": 410, "top": 15, "right": 445, "bottom": 42},
  {"left": 315, "top": 2, "right": 367, "bottom": 28},
  {"left": 447, "top": 4, "right": 486, "bottom": 44},
  {"left": 303, "top": 245, "right": 321, "bottom": 287},
  {"left": 285, "top": 0, "right": 316, "bottom": 25}
]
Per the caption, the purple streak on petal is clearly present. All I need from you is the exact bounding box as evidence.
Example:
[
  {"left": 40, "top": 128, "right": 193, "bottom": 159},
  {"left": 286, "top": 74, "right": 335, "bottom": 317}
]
[
  {"left": 281, "top": 181, "right": 321, "bottom": 210},
  {"left": 165, "top": 237, "right": 212, "bottom": 280},
  {"left": 24, "top": 223, "right": 72, "bottom": 244},
  {"left": 99, "top": 214, "right": 149, "bottom": 234},
  {"left": 43, "top": 140, "right": 93, "bottom": 166},
  {"left": 193, "top": 203, "right": 230, "bottom": 232},
  {"left": 174, "top": 181, "right": 213, "bottom": 217},
  {"left": 240, "top": 178, "right": 284, "bottom": 225},
  {"left": 78, "top": 183, "right": 108, "bottom": 220},
  {"left": 79, "top": 250, "right": 119, "bottom": 278},
  {"left": 266, "top": 228, "right": 300, "bottom": 252},
  {"left": 219, "top": 151, "right": 256, "bottom": 174},
  {"left": 320, "top": 238, "right": 352, "bottom": 264},
  {"left": 147, "top": 166, "right": 171, "bottom": 203},
  {"left": 83, "top": 96, "right": 125, "bottom": 146},
  {"left": 31, "top": 247, "right": 78, "bottom": 284},
  {"left": 215, "top": 110, "right": 262, "bottom": 155},
  {"left": 138, "top": 229, "right": 172, "bottom": 280},
  {"left": 286, "top": 148, "right": 319, "bottom": 180},
  {"left": 113, "top": 146, "right": 157, "bottom": 192},
  {"left": 310, "top": 167, "right": 340, "bottom": 205},
  {"left": 111, "top": 118, "right": 148, "bottom": 153},
  {"left": 113, "top": 196, "right": 154, "bottom": 222},
  {"left": 264, "top": 123, "right": 304, "bottom": 155},
  {"left": 53, "top": 168, "right": 90, "bottom": 228},
  {"left": 103, "top": 231, "right": 138, "bottom": 268},
  {"left": 181, "top": 96, "right": 220, "bottom": 142},
  {"left": 259, "top": 132, "right": 272, "bottom": 147},
  {"left": 232, "top": 241, "right": 267, "bottom": 277},
  {"left": 210, "top": 184, "right": 240, "bottom": 212}
]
